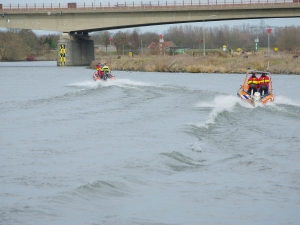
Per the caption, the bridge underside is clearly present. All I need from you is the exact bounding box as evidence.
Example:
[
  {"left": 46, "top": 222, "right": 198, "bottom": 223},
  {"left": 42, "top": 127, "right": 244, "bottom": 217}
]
[
  {"left": 1, "top": 5, "right": 299, "bottom": 33},
  {"left": 57, "top": 33, "right": 94, "bottom": 66},
  {"left": 70, "top": 8, "right": 300, "bottom": 33},
  {"left": 1, "top": 3, "right": 299, "bottom": 66}
]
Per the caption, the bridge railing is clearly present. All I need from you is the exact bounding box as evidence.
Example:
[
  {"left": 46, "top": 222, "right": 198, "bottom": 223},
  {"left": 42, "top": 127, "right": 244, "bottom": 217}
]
[{"left": 1, "top": 0, "right": 299, "bottom": 12}]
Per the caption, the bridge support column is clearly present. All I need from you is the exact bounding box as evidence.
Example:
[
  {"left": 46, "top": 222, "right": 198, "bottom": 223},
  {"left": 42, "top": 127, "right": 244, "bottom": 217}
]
[{"left": 57, "top": 32, "right": 94, "bottom": 66}]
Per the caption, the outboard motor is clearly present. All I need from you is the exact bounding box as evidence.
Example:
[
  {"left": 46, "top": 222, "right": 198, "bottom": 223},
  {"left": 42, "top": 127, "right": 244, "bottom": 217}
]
[
  {"left": 252, "top": 92, "right": 261, "bottom": 106},
  {"left": 102, "top": 71, "right": 108, "bottom": 80}
]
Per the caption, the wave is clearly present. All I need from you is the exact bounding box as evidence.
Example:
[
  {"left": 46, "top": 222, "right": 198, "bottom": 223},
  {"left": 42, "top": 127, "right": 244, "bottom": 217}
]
[
  {"left": 160, "top": 151, "right": 205, "bottom": 171},
  {"left": 273, "top": 95, "right": 300, "bottom": 107},
  {"left": 8, "top": 78, "right": 154, "bottom": 110},
  {"left": 192, "top": 95, "right": 241, "bottom": 128},
  {"left": 0, "top": 89, "right": 89, "bottom": 114},
  {"left": 192, "top": 93, "right": 300, "bottom": 129},
  {"left": 265, "top": 96, "right": 300, "bottom": 119},
  {"left": 76, "top": 180, "right": 130, "bottom": 198},
  {"left": 67, "top": 80, "right": 99, "bottom": 89},
  {"left": 67, "top": 78, "right": 152, "bottom": 89}
]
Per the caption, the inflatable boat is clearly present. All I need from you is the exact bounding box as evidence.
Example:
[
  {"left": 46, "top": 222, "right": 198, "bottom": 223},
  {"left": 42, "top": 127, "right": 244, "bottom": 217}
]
[
  {"left": 237, "top": 70, "right": 274, "bottom": 106},
  {"left": 93, "top": 71, "right": 116, "bottom": 81}
]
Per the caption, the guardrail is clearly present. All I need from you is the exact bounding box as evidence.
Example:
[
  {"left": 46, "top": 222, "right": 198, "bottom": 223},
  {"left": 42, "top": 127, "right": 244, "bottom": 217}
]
[{"left": 0, "top": 0, "right": 299, "bottom": 12}]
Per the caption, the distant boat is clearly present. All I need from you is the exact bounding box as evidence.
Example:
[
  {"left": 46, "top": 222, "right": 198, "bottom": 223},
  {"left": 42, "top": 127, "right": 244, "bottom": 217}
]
[
  {"left": 237, "top": 70, "right": 274, "bottom": 107},
  {"left": 92, "top": 71, "right": 116, "bottom": 81}
]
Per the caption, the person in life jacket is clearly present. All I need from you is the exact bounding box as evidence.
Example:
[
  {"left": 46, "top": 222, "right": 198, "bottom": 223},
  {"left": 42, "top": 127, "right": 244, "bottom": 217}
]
[
  {"left": 96, "top": 63, "right": 101, "bottom": 77},
  {"left": 102, "top": 63, "right": 110, "bottom": 75},
  {"left": 258, "top": 73, "right": 270, "bottom": 95},
  {"left": 247, "top": 73, "right": 259, "bottom": 95},
  {"left": 99, "top": 63, "right": 104, "bottom": 78}
]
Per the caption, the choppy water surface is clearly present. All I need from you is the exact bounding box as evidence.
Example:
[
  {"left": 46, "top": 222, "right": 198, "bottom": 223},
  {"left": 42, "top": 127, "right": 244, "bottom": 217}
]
[{"left": 1, "top": 61, "right": 300, "bottom": 225}]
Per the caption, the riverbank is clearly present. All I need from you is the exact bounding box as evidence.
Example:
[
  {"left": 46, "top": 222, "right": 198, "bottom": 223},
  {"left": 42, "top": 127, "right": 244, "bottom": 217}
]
[{"left": 92, "top": 52, "right": 300, "bottom": 75}]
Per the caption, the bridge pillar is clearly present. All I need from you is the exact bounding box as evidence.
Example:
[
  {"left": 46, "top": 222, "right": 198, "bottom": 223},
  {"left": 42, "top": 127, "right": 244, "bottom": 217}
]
[{"left": 57, "top": 32, "right": 94, "bottom": 66}]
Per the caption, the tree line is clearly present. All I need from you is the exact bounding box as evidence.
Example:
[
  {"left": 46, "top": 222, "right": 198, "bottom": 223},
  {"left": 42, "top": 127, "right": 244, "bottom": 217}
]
[
  {"left": 92, "top": 20, "right": 300, "bottom": 55},
  {"left": 1, "top": 20, "right": 300, "bottom": 61},
  {"left": 0, "top": 28, "right": 59, "bottom": 61}
]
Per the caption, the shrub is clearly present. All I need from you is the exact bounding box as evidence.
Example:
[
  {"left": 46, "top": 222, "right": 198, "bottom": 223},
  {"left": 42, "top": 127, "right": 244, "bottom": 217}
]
[{"left": 26, "top": 55, "right": 35, "bottom": 61}]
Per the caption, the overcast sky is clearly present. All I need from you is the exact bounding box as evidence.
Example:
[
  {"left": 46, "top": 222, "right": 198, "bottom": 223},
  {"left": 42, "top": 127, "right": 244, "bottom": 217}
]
[{"left": 2, "top": 0, "right": 300, "bottom": 35}]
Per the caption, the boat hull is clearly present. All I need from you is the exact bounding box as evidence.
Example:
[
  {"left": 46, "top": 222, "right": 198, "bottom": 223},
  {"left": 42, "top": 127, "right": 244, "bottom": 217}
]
[
  {"left": 237, "top": 88, "right": 274, "bottom": 106},
  {"left": 237, "top": 70, "right": 274, "bottom": 106},
  {"left": 93, "top": 71, "right": 115, "bottom": 81}
]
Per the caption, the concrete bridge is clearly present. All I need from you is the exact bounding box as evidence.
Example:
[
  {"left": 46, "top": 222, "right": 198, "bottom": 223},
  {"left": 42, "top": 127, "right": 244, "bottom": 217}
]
[{"left": 1, "top": 0, "right": 300, "bottom": 66}]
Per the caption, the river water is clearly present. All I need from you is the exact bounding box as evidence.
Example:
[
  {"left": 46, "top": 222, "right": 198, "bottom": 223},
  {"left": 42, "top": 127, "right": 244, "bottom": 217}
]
[{"left": 1, "top": 61, "right": 300, "bottom": 225}]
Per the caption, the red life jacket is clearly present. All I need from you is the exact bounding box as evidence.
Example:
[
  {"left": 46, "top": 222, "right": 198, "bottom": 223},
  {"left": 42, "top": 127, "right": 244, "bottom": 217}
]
[
  {"left": 258, "top": 75, "right": 270, "bottom": 87},
  {"left": 247, "top": 76, "right": 259, "bottom": 85}
]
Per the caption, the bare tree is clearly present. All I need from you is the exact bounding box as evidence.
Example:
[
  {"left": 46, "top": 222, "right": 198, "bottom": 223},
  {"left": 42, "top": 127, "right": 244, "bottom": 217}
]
[
  {"left": 113, "top": 31, "right": 129, "bottom": 55},
  {"left": 91, "top": 31, "right": 112, "bottom": 51},
  {"left": 129, "top": 30, "right": 140, "bottom": 54},
  {"left": 139, "top": 31, "right": 159, "bottom": 49},
  {"left": 19, "top": 29, "right": 39, "bottom": 54},
  {"left": 0, "top": 31, "right": 26, "bottom": 61},
  {"left": 275, "top": 26, "right": 300, "bottom": 52}
]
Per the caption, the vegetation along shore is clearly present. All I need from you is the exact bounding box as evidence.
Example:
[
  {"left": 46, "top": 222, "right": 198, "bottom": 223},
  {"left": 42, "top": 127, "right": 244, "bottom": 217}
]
[
  {"left": 1, "top": 23, "right": 300, "bottom": 75},
  {"left": 91, "top": 51, "right": 300, "bottom": 75}
]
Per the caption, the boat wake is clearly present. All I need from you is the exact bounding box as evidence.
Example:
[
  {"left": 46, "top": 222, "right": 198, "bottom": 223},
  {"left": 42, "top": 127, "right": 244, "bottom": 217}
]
[
  {"left": 3, "top": 78, "right": 154, "bottom": 112},
  {"left": 193, "top": 95, "right": 240, "bottom": 128},
  {"left": 67, "top": 80, "right": 99, "bottom": 89},
  {"left": 192, "top": 94, "right": 300, "bottom": 129},
  {"left": 67, "top": 78, "right": 152, "bottom": 89},
  {"left": 273, "top": 95, "right": 300, "bottom": 107},
  {"left": 266, "top": 95, "right": 300, "bottom": 119}
]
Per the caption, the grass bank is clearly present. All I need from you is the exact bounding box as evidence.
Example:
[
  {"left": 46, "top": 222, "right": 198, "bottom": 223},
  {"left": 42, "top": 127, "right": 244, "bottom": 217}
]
[{"left": 91, "top": 51, "right": 300, "bottom": 75}]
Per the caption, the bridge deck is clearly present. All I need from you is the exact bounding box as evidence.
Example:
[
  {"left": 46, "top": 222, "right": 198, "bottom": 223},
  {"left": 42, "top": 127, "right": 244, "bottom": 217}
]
[
  {"left": 1, "top": 0, "right": 300, "bottom": 13},
  {"left": 1, "top": 0, "right": 299, "bottom": 33}
]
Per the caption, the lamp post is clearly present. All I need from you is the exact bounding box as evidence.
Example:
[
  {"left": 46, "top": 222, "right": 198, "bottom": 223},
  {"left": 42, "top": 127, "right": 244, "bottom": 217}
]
[
  {"left": 266, "top": 28, "right": 271, "bottom": 57},
  {"left": 203, "top": 14, "right": 216, "bottom": 56},
  {"left": 94, "top": 0, "right": 95, "bottom": 10}
]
